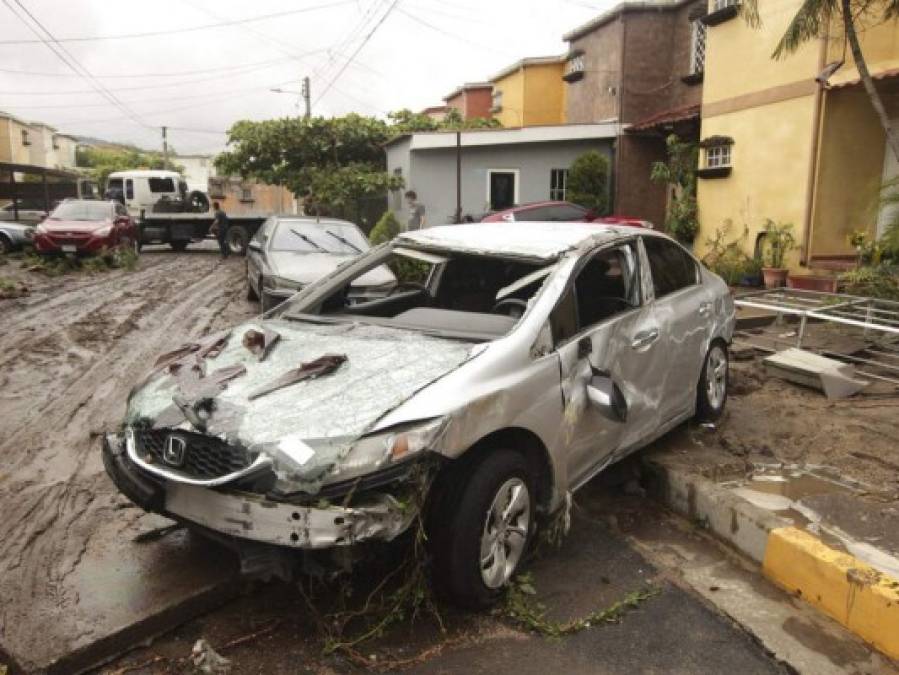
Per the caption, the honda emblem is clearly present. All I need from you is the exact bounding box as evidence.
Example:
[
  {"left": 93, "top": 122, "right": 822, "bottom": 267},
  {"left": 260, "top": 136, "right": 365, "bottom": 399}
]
[{"left": 163, "top": 435, "right": 187, "bottom": 467}]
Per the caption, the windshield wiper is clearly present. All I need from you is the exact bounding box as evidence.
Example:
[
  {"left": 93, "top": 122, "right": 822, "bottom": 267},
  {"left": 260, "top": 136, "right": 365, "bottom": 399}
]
[
  {"left": 324, "top": 229, "right": 362, "bottom": 253},
  {"left": 289, "top": 228, "right": 328, "bottom": 252}
]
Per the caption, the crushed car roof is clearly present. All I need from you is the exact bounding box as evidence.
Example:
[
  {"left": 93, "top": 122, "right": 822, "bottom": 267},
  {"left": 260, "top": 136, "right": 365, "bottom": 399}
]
[{"left": 396, "top": 222, "right": 633, "bottom": 261}]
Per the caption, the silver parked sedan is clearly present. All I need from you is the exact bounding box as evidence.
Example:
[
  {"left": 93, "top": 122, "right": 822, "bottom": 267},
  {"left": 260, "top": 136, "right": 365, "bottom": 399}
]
[
  {"left": 0, "top": 221, "right": 34, "bottom": 254},
  {"left": 246, "top": 215, "right": 395, "bottom": 311},
  {"left": 104, "top": 222, "right": 734, "bottom": 607}
]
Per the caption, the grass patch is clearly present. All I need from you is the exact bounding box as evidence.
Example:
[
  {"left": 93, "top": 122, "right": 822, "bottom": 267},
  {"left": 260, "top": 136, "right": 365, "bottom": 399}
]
[
  {"left": 0, "top": 277, "right": 29, "bottom": 299},
  {"left": 22, "top": 246, "right": 139, "bottom": 277}
]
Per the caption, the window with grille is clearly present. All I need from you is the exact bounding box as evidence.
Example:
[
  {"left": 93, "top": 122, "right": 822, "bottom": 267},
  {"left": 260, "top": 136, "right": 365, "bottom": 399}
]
[
  {"left": 550, "top": 169, "right": 568, "bottom": 201},
  {"left": 690, "top": 19, "right": 706, "bottom": 74},
  {"left": 21, "top": 129, "right": 31, "bottom": 146},
  {"left": 491, "top": 89, "right": 503, "bottom": 112},
  {"left": 712, "top": 0, "right": 739, "bottom": 10},
  {"left": 705, "top": 145, "right": 731, "bottom": 168}
]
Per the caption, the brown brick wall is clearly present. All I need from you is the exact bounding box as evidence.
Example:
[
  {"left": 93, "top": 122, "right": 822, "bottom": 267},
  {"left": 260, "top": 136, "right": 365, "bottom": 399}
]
[
  {"left": 463, "top": 88, "right": 494, "bottom": 120},
  {"left": 565, "top": 18, "right": 623, "bottom": 124},
  {"left": 615, "top": 134, "right": 668, "bottom": 225}
]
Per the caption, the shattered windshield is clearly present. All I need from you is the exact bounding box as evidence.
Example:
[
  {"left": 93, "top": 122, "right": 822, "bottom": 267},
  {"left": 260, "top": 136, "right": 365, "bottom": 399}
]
[
  {"left": 281, "top": 244, "right": 556, "bottom": 340},
  {"left": 270, "top": 221, "right": 369, "bottom": 254}
]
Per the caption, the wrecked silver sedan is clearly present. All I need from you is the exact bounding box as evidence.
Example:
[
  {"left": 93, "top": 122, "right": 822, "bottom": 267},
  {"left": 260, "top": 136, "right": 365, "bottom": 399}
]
[{"left": 104, "top": 222, "right": 735, "bottom": 607}]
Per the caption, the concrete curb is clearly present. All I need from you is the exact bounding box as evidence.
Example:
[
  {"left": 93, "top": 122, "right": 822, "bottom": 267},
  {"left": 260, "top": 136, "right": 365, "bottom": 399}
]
[{"left": 642, "top": 457, "right": 899, "bottom": 661}]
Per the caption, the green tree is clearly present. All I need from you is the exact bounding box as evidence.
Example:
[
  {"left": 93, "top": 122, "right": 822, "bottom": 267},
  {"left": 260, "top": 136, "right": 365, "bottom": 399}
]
[
  {"left": 650, "top": 134, "right": 699, "bottom": 243},
  {"left": 387, "top": 109, "right": 440, "bottom": 133},
  {"left": 743, "top": 0, "right": 899, "bottom": 162},
  {"left": 76, "top": 146, "right": 184, "bottom": 185},
  {"left": 567, "top": 150, "right": 611, "bottom": 215},
  {"left": 216, "top": 114, "right": 403, "bottom": 221},
  {"left": 369, "top": 209, "right": 401, "bottom": 244}
]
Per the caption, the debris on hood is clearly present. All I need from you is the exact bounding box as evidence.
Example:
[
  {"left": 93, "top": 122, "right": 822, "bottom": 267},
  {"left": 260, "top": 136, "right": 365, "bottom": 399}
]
[
  {"left": 248, "top": 353, "right": 348, "bottom": 401},
  {"left": 241, "top": 327, "right": 281, "bottom": 361}
]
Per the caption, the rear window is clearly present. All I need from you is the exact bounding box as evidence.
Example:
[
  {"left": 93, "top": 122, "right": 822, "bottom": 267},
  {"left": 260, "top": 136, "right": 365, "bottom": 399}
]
[
  {"left": 148, "top": 177, "right": 176, "bottom": 193},
  {"left": 643, "top": 237, "right": 699, "bottom": 299},
  {"left": 516, "top": 204, "right": 588, "bottom": 222}
]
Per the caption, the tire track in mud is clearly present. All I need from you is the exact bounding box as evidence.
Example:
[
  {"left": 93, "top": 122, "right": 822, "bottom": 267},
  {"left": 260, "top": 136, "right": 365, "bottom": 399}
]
[{"left": 0, "top": 252, "right": 254, "bottom": 642}]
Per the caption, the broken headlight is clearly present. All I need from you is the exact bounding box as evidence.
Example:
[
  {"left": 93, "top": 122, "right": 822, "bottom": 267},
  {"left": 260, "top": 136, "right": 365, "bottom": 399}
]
[{"left": 331, "top": 416, "right": 448, "bottom": 483}]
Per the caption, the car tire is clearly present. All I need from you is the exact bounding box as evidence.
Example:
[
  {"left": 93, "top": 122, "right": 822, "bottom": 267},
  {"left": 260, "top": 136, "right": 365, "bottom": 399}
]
[
  {"left": 0, "top": 234, "right": 11, "bottom": 255},
  {"left": 226, "top": 225, "right": 249, "bottom": 256},
  {"left": 695, "top": 340, "right": 729, "bottom": 422},
  {"left": 428, "top": 449, "right": 535, "bottom": 609},
  {"left": 169, "top": 241, "right": 189, "bottom": 252}
]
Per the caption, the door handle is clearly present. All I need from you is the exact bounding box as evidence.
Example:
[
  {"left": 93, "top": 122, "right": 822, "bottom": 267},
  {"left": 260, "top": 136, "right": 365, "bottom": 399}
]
[
  {"left": 631, "top": 328, "right": 659, "bottom": 350},
  {"left": 698, "top": 301, "right": 712, "bottom": 317}
]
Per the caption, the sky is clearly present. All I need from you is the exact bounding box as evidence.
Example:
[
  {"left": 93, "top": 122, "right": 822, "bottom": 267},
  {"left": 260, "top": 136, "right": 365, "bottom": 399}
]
[{"left": 0, "top": 0, "right": 616, "bottom": 156}]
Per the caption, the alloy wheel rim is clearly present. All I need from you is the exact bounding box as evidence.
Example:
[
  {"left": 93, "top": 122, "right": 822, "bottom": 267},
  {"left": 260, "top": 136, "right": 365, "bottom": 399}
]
[
  {"left": 707, "top": 346, "right": 727, "bottom": 409},
  {"left": 480, "top": 477, "right": 530, "bottom": 589}
]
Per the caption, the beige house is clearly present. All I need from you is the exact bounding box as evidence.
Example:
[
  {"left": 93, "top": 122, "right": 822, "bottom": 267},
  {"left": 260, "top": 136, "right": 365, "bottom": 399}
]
[
  {"left": 208, "top": 175, "right": 297, "bottom": 216},
  {"left": 0, "top": 111, "right": 78, "bottom": 170}
]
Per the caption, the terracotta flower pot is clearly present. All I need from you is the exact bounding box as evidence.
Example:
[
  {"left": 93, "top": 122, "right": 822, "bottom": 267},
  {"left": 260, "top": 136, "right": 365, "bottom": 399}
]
[
  {"left": 761, "top": 267, "right": 788, "bottom": 289},
  {"left": 786, "top": 274, "right": 838, "bottom": 293}
]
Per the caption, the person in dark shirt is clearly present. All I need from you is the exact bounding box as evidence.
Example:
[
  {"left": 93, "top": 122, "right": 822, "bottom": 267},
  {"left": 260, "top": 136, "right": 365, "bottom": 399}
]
[{"left": 210, "top": 202, "right": 230, "bottom": 259}]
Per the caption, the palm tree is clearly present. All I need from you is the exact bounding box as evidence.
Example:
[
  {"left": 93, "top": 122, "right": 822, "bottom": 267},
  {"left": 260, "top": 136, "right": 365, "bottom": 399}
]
[{"left": 744, "top": 0, "right": 899, "bottom": 162}]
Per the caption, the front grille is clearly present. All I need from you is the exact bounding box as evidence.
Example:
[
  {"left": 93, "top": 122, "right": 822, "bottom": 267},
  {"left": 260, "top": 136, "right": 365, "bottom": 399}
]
[{"left": 134, "top": 429, "right": 254, "bottom": 480}]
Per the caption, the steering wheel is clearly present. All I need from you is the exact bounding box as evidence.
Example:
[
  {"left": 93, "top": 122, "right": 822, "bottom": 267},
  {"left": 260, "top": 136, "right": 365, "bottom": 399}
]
[
  {"left": 492, "top": 298, "right": 529, "bottom": 319},
  {"left": 387, "top": 281, "right": 429, "bottom": 297}
]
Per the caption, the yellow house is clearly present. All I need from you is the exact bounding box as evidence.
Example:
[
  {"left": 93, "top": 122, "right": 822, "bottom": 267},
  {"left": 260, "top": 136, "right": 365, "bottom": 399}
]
[
  {"left": 0, "top": 111, "right": 35, "bottom": 165},
  {"left": 696, "top": 0, "right": 899, "bottom": 273},
  {"left": 489, "top": 56, "right": 567, "bottom": 127}
]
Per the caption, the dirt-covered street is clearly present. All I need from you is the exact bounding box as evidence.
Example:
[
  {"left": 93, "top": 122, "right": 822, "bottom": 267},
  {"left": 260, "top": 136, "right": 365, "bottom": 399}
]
[
  {"left": 2, "top": 245, "right": 898, "bottom": 674},
  {"left": 0, "top": 243, "right": 257, "bottom": 672}
]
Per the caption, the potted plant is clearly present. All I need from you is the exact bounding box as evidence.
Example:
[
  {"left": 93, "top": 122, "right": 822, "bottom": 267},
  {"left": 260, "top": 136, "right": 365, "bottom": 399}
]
[{"left": 760, "top": 220, "right": 796, "bottom": 288}]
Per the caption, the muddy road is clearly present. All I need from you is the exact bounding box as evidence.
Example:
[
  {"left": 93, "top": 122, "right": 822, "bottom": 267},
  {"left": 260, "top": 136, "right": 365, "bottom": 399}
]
[{"left": 0, "top": 244, "right": 256, "bottom": 671}]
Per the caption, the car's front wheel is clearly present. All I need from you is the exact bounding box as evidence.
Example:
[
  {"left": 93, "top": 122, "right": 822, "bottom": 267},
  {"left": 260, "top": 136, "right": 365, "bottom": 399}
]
[
  {"left": 429, "top": 449, "right": 534, "bottom": 608},
  {"left": 695, "top": 341, "right": 729, "bottom": 422}
]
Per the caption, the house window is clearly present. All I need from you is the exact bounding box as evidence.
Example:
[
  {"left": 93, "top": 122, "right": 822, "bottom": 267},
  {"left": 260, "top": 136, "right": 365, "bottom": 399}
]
[
  {"left": 563, "top": 51, "right": 586, "bottom": 82},
  {"left": 491, "top": 89, "right": 503, "bottom": 113},
  {"left": 550, "top": 169, "right": 568, "bottom": 201},
  {"left": 712, "top": 0, "right": 739, "bottom": 10},
  {"left": 705, "top": 145, "right": 732, "bottom": 168},
  {"left": 208, "top": 178, "right": 225, "bottom": 198},
  {"left": 52, "top": 136, "right": 60, "bottom": 150},
  {"left": 690, "top": 19, "right": 706, "bottom": 74},
  {"left": 21, "top": 129, "right": 31, "bottom": 146},
  {"left": 240, "top": 187, "right": 254, "bottom": 202}
]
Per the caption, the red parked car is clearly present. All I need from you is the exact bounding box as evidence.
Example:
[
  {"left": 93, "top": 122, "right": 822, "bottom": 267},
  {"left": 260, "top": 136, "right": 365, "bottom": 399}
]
[
  {"left": 480, "top": 200, "right": 653, "bottom": 229},
  {"left": 33, "top": 199, "right": 140, "bottom": 256}
]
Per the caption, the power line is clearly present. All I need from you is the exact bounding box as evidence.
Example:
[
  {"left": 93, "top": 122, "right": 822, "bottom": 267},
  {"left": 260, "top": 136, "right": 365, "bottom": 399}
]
[
  {"left": 0, "top": 0, "right": 356, "bottom": 45},
  {"left": 0, "top": 57, "right": 296, "bottom": 80},
  {"left": 309, "top": 0, "right": 388, "bottom": 88},
  {"left": 2, "top": 0, "right": 152, "bottom": 134},
  {"left": 313, "top": 0, "right": 399, "bottom": 105},
  {"left": 396, "top": 6, "right": 517, "bottom": 57},
  {"left": 0, "top": 57, "right": 314, "bottom": 96}
]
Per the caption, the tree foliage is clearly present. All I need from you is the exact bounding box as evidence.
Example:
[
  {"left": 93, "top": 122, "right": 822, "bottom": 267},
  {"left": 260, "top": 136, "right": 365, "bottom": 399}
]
[
  {"left": 567, "top": 150, "right": 610, "bottom": 216},
  {"left": 651, "top": 134, "right": 699, "bottom": 243},
  {"left": 76, "top": 146, "right": 183, "bottom": 185}
]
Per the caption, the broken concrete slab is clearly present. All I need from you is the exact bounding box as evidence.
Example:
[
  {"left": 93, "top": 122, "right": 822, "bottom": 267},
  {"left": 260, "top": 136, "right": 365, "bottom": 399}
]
[
  {"left": 0, "top": 515, "right": 240, "bottom": 674},
  {"left": 763, "top": 348, "right": 867, "bottom": 399}
]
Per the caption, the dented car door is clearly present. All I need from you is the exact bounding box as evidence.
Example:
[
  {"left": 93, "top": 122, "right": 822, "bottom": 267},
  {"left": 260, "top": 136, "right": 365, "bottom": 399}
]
[{"left": 553, "top": 241, "right": 664, "bottom": 489}]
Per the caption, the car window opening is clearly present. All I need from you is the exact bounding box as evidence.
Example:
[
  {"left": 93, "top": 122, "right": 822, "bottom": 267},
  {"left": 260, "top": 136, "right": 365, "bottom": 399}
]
[{"left": 294, "top": 248, "right": 554, "bottom": 340}]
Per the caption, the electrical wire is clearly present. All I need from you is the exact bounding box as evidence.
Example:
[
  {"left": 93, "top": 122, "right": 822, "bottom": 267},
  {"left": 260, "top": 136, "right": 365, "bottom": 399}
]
[
  {"left": 313, "top": 0, "right": 399, "bottom": 105},
  {"left": 0, "top": 0, "right": 357, "bottom": 45}
]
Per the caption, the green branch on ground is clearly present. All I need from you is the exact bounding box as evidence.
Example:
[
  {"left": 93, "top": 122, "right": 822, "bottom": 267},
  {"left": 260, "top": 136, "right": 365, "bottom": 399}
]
[{"left": 500, "top": 573, "right": 658, "bottom": 638}]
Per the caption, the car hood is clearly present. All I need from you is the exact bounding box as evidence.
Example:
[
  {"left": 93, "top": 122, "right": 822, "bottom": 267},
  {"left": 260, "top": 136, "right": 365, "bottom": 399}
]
[
  {"left": 43, "top": 219, "right": 108, "bottom": 233},
  {"left": 125, "top": 319, "right": 475, "bottom": 477},
  {"left": 268, "top": 251, "right": 395, "bottom": 287}
]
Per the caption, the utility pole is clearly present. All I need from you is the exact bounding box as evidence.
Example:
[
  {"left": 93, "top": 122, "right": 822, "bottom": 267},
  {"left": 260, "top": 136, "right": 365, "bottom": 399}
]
[
  {"left": 454, "top": 130, "right": 462, "bottom": 223},
  {"left": 161, "top": 126, "right": 169, "bottom": 170},
  {"left": 301, "top": 76, "right": 311, "bottom": 119}
]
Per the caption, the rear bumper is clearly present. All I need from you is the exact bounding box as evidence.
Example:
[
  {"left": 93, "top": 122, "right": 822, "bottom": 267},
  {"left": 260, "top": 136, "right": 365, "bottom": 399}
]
[{"left": 102, "top": 433, "right": 417, "bottom": 549}]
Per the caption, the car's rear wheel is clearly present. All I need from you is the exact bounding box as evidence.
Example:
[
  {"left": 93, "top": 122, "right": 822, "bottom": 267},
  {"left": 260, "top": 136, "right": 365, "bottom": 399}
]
[
  {"left": 695, "top": 341, "right": 728, "bottom": 422},
  {"left": 429, "top": 449, "right": 535, "bottom": 608},
  {"left": 226, "top": 225, "right": 249, "bottom": 255},
  {"left": 170, "top": 240, "right": 189, "bottom": 252},
  {"left": 0, "top": 234, "right": 12, "bottom": 255}
]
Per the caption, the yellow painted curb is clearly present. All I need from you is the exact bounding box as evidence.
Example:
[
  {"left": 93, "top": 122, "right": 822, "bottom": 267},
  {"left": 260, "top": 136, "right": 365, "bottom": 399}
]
[{"left": 762, "top": 526, "right": 899, "bottom": 660}]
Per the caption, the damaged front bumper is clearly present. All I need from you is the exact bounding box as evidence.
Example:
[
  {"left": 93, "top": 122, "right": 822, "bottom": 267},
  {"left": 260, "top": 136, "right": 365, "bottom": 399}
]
[{"left": 102, "top": 432, "right": 419, "bottom": 550}]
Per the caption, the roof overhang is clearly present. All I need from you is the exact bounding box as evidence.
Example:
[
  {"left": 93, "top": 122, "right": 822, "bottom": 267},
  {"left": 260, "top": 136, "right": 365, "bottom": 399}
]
[
  {"left": 627, "top": 103, "right": 701, "bottom": 133},
  {"left": 385, "top": 123, "right": 622, "bottom": 150},
  {"left": 489, "top": 54, "right": 566, "bottom": 82},
  {"left": 442, "top": 82, "right": 494, "bottom": 102},
  {"left": 828, "top": 66, "right": 899, "bottom": 90},
  {"left": 563, "top": 0, "right": 695, "bottom": 42}
]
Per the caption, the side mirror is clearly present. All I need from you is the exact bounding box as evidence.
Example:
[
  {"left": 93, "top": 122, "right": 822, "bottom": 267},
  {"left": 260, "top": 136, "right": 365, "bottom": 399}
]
[
  {"left": 248, "top": 240, "right": 262, "bottom": 252},
  {"left": 586, "top": 369, "right": 628, "bottom": 423}
]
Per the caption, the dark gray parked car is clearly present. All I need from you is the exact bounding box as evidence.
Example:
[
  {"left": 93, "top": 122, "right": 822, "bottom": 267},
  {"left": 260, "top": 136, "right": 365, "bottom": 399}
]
[
  {"left": 0, "top": 221, "right": 34, "bottom": 254},
  {"left": 246, "top": 216, "right": 395, "bottom": 311}
]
